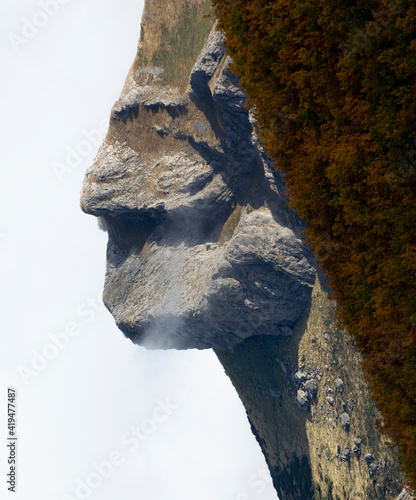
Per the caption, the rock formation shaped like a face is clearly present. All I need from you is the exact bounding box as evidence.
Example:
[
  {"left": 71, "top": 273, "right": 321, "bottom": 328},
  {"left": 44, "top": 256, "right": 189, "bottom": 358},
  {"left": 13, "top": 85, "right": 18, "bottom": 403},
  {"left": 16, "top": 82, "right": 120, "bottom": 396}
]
[{"left": 80, "top": 0, "right": 316, "bottom": 350}]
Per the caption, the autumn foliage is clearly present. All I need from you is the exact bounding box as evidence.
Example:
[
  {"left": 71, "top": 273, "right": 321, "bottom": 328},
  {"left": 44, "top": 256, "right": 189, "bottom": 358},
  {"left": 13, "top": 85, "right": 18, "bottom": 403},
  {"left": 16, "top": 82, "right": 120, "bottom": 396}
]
[{"left": 212, "top": 0, "right": 416, "bottom": 490}]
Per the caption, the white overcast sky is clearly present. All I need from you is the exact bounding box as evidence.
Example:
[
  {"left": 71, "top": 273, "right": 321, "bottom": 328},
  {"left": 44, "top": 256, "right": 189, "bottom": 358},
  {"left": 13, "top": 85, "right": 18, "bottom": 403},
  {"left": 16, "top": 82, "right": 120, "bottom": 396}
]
[{"left": 0, "top": 1, "right": 278, "bottom": 499}]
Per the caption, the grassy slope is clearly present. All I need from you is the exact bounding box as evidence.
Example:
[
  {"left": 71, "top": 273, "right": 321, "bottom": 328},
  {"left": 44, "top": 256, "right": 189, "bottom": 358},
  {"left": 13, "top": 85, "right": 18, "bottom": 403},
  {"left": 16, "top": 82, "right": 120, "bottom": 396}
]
[
  {"left": 135, "top": 0, "right": 215, "bottom": 90},
  {"left": 216, "top": 276, "right": 403, "bottom": 500}
]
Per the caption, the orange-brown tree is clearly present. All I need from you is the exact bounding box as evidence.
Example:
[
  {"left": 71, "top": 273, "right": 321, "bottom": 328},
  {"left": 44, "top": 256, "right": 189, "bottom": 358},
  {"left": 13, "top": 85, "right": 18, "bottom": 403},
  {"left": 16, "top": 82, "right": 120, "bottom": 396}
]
[{"left": 212, "top": 0, "right": 416, "bottom": 490}]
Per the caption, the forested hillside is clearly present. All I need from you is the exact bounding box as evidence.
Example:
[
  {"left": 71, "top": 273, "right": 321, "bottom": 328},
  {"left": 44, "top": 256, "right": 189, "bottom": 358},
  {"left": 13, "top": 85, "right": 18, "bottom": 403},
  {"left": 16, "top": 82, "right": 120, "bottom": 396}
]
[{"left": 212, "top": 0, "right": 416, "bottom": 490}]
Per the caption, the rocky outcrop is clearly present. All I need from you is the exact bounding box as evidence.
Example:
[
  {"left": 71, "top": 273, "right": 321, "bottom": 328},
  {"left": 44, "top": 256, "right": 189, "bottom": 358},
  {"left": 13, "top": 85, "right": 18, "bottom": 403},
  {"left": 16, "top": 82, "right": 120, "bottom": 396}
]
[
  {"left": 80, "top": 0, "right": 407, "bottom": 498},
  {"left": 81, "top": 16, "right": 315, "bottom": 350},
  {"left": 398, "top": 489, "right": 415, "bottom": 500}
]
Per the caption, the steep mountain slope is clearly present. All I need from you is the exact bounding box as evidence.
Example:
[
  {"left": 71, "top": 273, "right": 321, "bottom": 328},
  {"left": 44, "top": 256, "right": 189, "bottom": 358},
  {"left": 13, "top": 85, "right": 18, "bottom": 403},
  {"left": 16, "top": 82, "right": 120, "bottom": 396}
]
[{"left": 81, "top": 1, "right": 407, "bottom": 498}]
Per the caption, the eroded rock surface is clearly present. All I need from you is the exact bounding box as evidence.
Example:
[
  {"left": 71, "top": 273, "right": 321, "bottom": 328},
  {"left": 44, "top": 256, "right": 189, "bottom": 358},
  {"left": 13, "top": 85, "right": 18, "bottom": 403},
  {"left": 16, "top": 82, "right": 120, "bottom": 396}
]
[{"left": 81, "top": 18, "right": 316, "bottom": 350}]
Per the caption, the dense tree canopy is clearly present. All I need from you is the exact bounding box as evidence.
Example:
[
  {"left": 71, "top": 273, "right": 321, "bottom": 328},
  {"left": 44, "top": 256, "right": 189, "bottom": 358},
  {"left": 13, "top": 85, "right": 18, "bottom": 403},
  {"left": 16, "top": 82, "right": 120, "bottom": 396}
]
[{"left": 212, "top": 0, "right": 416, "bottom": 490}]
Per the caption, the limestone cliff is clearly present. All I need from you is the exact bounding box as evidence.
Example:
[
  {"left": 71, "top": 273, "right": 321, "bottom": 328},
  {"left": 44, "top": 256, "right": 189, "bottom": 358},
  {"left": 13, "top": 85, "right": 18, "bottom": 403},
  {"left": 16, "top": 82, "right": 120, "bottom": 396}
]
[
  {"left": 80, "top": 1, "right": 407, "bottom": 498},
  {"left": 81, "top": 9, "right": 315, "bottom": 350}
]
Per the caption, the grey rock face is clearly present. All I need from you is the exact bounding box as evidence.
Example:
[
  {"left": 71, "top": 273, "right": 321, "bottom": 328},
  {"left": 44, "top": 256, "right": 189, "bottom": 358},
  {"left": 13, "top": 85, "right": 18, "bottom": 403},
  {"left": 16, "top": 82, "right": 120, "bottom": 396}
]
[
  {"left": 341, "top": 412, "right": 350, "bottom": 431},
  {"left": 295, "top": 370, "right": 307, "bottom": 383},
  {"left": 303, "top": 378, "right": 318, "bottom": 397},
  {"left": 397, "top": 488, "right": 415, "bottom": 500},
  {"left": 342, "top": 443, "right": 351, "bottom": 461},
  {"left": 81, "top": 25, "right": 316, "bottom": 350},
  {"left": 335, "top": 378, "right": 344, "bottom": 394},
  {"left": 297, "top": 389, "right": 310, "bottom": 408}
]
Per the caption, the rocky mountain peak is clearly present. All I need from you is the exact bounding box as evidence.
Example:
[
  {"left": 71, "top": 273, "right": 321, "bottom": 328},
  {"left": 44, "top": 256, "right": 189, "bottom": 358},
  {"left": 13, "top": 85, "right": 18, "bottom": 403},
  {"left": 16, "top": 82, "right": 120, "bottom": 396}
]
[{"left": 81, "top": 17, "right": 316, "bottom": 350}]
